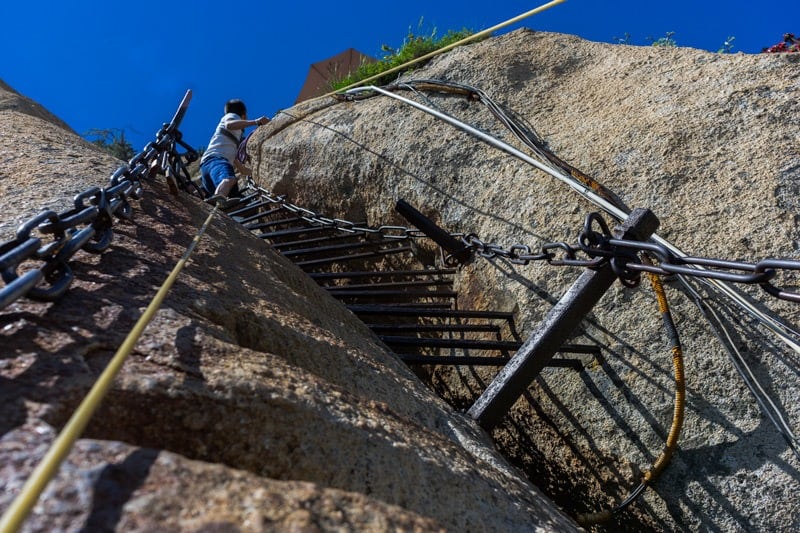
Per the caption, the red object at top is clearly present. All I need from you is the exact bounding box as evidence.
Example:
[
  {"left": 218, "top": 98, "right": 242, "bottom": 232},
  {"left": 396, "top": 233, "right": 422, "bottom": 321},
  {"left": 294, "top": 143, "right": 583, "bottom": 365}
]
[{"left": 763, "top": 33, "right": 800, "bottom": 53}]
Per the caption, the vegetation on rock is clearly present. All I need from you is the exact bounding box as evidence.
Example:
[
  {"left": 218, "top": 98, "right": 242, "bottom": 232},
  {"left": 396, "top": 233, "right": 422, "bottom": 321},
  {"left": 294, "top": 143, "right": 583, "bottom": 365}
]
[
  {"left": 331, "top": 21, "right": 475, "bottom": 90},
  {"left": 84, "top": 128, "right": 136, "bottom": 161}
]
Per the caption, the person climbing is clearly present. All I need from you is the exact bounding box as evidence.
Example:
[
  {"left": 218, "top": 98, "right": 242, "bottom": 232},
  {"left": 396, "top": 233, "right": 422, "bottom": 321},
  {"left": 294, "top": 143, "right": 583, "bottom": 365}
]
[{"left": 200, "top": 99, "right": 269, "bottom": 207}]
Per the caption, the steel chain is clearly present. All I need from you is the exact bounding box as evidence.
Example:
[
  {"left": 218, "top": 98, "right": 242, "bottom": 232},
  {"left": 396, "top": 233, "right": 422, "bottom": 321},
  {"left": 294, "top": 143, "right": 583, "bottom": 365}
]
[
  {"left": 460, "top": 212, "right": 800, "bottom": 302},
  {"left": 251, "top": 185, "right": 800, "bottom": 303},
  {"left": 0, "top": 118, "right": 197, "bottom": 312},
  {"left": 254, "top": 185, "right": 429, "bottom": 241}
]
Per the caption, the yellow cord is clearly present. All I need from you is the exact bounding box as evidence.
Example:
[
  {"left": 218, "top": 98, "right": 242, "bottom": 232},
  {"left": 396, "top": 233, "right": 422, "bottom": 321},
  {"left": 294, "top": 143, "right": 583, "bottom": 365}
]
[
  {"left": 320, "top": 0, "right": 567, "bottom": 98},
  {"left": 643, "top": 272, "right": 685, "bottom": 483},
  {"left": 577, "top": 268, "right": 686, "bottom": 527},
  {"left": 0, "top": 206, "right": 218, "bottom": 533}
]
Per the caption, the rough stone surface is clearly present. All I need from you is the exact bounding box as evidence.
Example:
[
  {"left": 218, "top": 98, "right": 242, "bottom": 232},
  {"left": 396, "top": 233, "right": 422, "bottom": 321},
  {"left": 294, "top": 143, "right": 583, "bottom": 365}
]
[
  {"left": 250, "top": 30, "right": 800, "bottom": 531},
  {"left": 0, "top": 84, "right": 119, "bottom": 241},
  {"left": 0, "top": 78, "right": 576, "bottom": 531}
]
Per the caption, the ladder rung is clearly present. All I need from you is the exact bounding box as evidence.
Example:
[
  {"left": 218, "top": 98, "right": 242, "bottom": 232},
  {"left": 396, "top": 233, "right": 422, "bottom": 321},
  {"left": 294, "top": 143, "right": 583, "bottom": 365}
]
[
  {"left": 309, "top": 269, "right": 456, "bottom": 281},
  {"left": 318, "top": 279, "right": 453, "bottom": 290},
  {"left": 272, "top": 233, "right": 362, "bottom": 250},
  {"left": 295, "top": 246, "right": 412, "bottom": 268},
  {"left": 399, "top": 354, "right": 510, "bottom": 366},
  {"left": 236, "top": 205, "right": 285, "bottom": 224},
  {"left": 367, "top": 324, "right": 501, "bottom": 333},
  {"left": 246, "top": 216, "right": 303, "bottom": 231},
  {"left": 281, "top": 240, "right": 389, "bottom": 258},
  {"left": 257, "top": 225, "right": 335, "bottom": 241},
  {"left": 399, "top": 354, "right": 583, "bottom": 369},
  {"left": 328, "top": 288, "right": 457, "bottom": 297},
  {"left": 380, "top": 336, "right": 520, "bottom": 351},
  {"left": 347, "top": 305, "right": 514, "bottom": 320}
]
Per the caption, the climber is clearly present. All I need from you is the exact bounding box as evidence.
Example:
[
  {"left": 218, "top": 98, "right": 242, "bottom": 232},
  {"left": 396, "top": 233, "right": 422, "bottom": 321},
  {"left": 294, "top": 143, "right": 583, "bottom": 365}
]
[{"left": 200, "top": 99, "right": 269, "bottom": 207}]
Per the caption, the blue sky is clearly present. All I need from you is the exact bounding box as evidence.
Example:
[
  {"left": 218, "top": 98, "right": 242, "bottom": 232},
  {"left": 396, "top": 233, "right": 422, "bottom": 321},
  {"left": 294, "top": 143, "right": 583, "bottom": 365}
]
[{"left": 2, "top": 1, "right": 797, "bottom": 151}]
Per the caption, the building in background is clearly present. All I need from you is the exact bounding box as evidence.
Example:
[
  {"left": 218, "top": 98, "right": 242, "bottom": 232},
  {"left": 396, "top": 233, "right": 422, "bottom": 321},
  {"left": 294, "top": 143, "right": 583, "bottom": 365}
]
[{"left": 296, "top": 48, "right": 377, "bottom": 103}]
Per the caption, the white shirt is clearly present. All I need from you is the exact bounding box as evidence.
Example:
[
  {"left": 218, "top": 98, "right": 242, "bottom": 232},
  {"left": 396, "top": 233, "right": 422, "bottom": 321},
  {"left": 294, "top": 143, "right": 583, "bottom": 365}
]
[{"left": 201, "top": 112, "right": 242, "bottom": 164}]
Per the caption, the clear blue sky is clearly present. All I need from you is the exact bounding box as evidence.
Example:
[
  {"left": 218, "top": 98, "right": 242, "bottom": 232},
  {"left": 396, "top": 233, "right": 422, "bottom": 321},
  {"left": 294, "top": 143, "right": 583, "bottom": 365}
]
[{"left": 2, "top": 1, "right": 796, "bottom": 151}]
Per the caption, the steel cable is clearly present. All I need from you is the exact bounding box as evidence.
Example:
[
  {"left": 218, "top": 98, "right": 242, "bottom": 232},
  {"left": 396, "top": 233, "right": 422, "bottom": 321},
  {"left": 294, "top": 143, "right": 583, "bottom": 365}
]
[
  {"left": 578, "top": 268, "right": 685, "bottom": 526},
  {"left": 340, "top": 79, "right": 800, "bottom": 523},
  {"left": 344, "top": 81, "right": 800, "bottom": 350}
]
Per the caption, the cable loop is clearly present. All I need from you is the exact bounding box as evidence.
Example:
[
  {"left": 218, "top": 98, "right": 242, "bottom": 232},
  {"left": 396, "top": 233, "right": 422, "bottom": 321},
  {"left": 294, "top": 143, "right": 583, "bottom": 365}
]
[{"left": 757, "top": 259, "right": 800, "bottom": 302}]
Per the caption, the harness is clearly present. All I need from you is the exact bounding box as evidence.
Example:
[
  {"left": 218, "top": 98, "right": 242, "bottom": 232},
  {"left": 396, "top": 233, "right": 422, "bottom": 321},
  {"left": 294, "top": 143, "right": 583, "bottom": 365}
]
[{"left": 217, "top": 126, "right": 242, "bottom": 147}]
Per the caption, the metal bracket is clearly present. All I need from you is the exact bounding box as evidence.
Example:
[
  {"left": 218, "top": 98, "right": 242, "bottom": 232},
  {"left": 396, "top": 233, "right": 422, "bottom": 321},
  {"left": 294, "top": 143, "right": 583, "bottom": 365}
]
[
  {"left": 467, "top": 208, "right": 660, "bottom": 430},
  {"left": 395, "top": 199, "right": 473, "bottom": 265}
]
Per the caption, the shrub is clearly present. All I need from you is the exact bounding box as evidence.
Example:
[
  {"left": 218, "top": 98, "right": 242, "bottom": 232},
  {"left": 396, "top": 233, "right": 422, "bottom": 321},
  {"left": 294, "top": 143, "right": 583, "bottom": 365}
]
[
  {"left": 331, "top": 22, "right": 476, "bottom": 91},
  {"left": 84, "top": 128, "right": 136, "bottom": 161},
  {"left": 717, "top": 36, "right": 736, "bottom": 54},
  {"left": 649, "top": 31, "right": 677, "bottom": 48}
]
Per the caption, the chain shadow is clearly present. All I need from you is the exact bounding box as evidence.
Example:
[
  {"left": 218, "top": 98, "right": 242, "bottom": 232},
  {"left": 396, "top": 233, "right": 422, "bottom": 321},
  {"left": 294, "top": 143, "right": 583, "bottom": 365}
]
[
  {"left": 79, "top": 447, "right": 160, "bottom": 532},
  {"left": 277, "top": 112, "right": 549, "bottom": 243},
  {"left": 475, "top": 253, "right": 800, "bottom": 529}
]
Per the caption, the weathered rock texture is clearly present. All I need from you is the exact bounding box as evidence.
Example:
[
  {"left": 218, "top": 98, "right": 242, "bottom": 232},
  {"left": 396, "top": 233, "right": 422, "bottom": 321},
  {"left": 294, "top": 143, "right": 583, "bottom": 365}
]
[
  {"left": 250, "top": 30, "right": 800, "bottom": 531},
  {"left": 0, "top": 79, "right": 576, "bottom": 530}
]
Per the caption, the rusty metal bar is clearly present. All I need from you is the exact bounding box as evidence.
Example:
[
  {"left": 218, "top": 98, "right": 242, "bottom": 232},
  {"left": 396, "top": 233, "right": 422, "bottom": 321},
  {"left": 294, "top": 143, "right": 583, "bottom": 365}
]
[
  {"left": 396, "top": 199, "right": 473, "bottom": 264},
  {"left": 318, "top": 279, "right": 453, "bottom": 290},
  {"left": 399, "top": 354, "right": 583, "bottom": 368},
  {"left": 272, "top": 233, "right": 362, "bottom": 250},
  {"left": 309, "top": 269, "right": 456, "bottom": 280},
  {"left": 346, "top": 305, "right": 515, "bottom": 320},
  {"left": 382, "top": 336, "right": 599, "bottom": 354},
  {"left": 224, "top": 192, "right": 259, "bottom": 211},
  {"left": 281, "top": 240, "right": 395, "bottom": 258},
  {"left": 245, "top": 216, "right": 303, "bottom": 231},
  {"left": 326, "top": 289, "right": 457, "bottom": 300},
  {"left": 257, "top": 225, "right": 335, "bottom": 241},
  {"left": 294, "top": 246, "right": 413, "bottom": 268},
  {"left": 367, "top": 323, "right": 502, "bottom": 334},
  {"left": 235, "top": 205, "right": 285, "bottom": 224},
  {"left": 467, "top": 208, "right": 659, "bottom": 430},
  {"left": 380, "top": 336, "right": 521, "bottom": 350},
  {"left": 376, "top": 302, "right": 455, "bottom": 309},
  {"left": 400, "top": 354, "right": 511, "bottom": 366}
]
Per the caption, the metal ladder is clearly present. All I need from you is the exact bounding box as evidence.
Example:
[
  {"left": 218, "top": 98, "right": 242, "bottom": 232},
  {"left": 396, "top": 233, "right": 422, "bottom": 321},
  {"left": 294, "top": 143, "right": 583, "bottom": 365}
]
[{"left": 220, "top": 189, "right": 590, "bottom": 369}]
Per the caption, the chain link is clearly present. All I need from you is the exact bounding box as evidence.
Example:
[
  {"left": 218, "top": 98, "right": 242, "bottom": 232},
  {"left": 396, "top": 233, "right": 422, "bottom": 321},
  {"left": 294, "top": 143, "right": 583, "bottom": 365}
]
[
  {"left": 0, "top": 106, "right": 197, "bottom": 312},
  {"left": 460, "top": 212, "right": 800, "bottom": 302},
  {"left": 253, "top": 185, "right": 429, "bottom": 241}
]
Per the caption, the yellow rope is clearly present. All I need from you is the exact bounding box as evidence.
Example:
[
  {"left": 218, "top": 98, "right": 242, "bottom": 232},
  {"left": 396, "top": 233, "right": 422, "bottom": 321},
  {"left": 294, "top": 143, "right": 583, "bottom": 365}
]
[
  {"left": 642, "top": 272, "right": 686, "bottom": 482},
  {"left": 0, "top": 206, "right": 218, "bottom": 533},
  {"left": 257, "top": 3, "right": 568, "bottom": 176},
  {"left": 577, "top": 268, "right": 686, "bottom": 526},
  {"left": 321, "top": 0, "right": 567, "bottom": 98}
]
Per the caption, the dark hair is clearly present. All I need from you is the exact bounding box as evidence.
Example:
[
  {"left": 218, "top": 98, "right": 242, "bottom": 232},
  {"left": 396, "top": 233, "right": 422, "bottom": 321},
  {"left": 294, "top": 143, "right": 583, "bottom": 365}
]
[{"left": 225, "top": 99, "right": 247, "bottom": 117}]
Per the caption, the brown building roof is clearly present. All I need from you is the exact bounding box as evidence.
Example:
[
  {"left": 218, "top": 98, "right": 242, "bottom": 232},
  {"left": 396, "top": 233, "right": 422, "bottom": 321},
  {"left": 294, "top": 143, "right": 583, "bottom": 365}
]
[{"left": 295, "top": 48, "right": 377, "bottom": 103}]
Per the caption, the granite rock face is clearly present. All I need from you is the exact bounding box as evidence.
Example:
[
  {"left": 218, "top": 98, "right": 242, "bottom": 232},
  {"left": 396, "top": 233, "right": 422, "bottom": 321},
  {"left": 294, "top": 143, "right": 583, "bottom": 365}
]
[
  {"left": 0, "top": 78, "right": 576, "bottom": 531},
  {"left": 250, "top": 30, "right": 800, "bottom": 531}
]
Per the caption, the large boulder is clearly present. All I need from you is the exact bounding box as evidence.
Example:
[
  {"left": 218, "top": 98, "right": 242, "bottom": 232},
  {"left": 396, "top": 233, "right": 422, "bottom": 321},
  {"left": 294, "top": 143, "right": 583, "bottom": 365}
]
[
  {"left": 0, "top": 79, "right": 575, "bottom": 530},
  {"left": 250, "top": 29, "right": 800, "bottom": 531}
]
